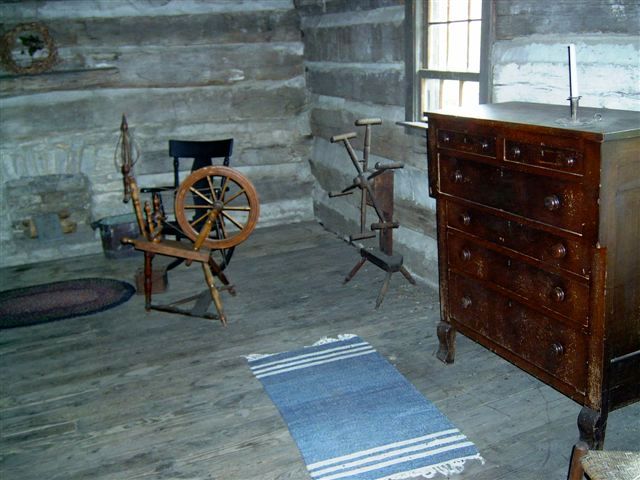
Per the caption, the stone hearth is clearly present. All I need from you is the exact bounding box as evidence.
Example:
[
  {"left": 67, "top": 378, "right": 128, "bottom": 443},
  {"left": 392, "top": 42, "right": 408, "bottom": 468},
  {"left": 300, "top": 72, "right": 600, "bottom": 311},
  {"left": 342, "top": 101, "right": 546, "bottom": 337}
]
[{"left": 2, "top": 174, "right": 101, "bottom": 267}]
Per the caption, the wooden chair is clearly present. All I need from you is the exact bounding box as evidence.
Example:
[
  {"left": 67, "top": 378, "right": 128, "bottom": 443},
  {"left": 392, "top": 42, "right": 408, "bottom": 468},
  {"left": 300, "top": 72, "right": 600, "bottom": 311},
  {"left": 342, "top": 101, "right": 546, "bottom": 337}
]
[
  {"left": 122, "top": 165, "right": 259, "bottom": 325},
  {"left": 141, "top": 139, "right": 233, "bottom": 195},
  {"left": 567, "top": 441, "right": 640, "bottom": 480},
  {"left": 140, "top": 139, "right": 235, "bottom": 269}
]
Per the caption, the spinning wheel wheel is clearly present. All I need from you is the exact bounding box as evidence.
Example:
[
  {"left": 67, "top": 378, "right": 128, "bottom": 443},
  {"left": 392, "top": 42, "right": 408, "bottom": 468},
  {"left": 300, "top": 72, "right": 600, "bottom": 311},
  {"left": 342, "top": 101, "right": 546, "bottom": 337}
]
[{"left": 175, "top": 166, "right": 260, "bottom": 250}]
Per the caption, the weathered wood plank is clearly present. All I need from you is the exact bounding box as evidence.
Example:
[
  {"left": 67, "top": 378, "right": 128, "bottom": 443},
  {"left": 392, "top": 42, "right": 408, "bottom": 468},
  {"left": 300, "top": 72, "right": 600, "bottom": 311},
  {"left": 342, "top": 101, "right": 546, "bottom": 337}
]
[{"left": 0, "top": 68, "right": 120, "bottom": 97}]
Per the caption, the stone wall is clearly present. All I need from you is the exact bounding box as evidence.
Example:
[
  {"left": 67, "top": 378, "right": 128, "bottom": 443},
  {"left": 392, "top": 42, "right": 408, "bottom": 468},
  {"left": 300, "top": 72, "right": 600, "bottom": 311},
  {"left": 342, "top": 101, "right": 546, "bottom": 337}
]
[
  {"left": 295, "top": 0, "right": 439, "bottom": 286},
  {"left": 0, "top": 0, "right": 313, "bottom": 267}
]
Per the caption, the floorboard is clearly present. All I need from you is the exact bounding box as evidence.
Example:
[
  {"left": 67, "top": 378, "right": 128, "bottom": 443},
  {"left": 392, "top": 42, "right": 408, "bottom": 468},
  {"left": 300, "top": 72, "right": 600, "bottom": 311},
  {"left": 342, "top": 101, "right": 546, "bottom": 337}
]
[{"left": 1, "top": 221, "right": 638, "bottom": 479}]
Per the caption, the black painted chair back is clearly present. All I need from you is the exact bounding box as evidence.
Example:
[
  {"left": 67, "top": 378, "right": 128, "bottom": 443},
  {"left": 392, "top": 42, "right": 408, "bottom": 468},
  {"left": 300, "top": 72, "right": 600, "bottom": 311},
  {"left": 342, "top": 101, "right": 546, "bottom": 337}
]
[{"left": 168, "top": 138, "right": 233, "bottom": 188}]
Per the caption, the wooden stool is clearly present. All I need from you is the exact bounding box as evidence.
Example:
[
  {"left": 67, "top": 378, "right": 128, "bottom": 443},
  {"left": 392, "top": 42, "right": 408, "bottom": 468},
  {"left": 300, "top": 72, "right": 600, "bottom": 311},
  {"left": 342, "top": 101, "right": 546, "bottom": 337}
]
[{"left": 568, "top": 442, "right": 640, "bottom": 480}]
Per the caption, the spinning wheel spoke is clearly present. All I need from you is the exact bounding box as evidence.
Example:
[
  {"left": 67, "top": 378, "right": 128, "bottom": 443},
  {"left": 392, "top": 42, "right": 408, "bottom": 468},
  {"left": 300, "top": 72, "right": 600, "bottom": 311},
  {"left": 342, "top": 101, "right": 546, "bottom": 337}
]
[
  {"left": 223, "top": 188, "right": 246, "bottom": 204},
  {"left": 189, "top": 186, "right": 214, "bottom": 204},
  {"left": 217, "top": 217, "right": 229, "bottom": 239},
  {"left": 206, "top": 175, "right": 218, "bottom": 201},
  {"left": 175, "top": 166, "right": 260, "bottom": 250},
  {"left": 183, "top": 204, "right": 213, "bottom": 210},
  {"left": 190, "top": 210, "right": 211, "bottom": 229},
  {"left": 219, "top": 177, "right": 230, "bottom": 199},
  {"left": 221, "top": 211, "right": 245, "bottom": 230},
  {"left": 223, "top": 205, "right": 251, "bottom": 211}
]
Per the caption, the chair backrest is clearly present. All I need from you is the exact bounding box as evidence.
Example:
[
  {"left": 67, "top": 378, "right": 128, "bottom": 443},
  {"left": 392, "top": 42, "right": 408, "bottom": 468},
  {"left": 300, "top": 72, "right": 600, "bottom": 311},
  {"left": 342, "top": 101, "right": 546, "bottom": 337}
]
[{"left": 168, "top": 138, "right": 234, "bottom": 188}]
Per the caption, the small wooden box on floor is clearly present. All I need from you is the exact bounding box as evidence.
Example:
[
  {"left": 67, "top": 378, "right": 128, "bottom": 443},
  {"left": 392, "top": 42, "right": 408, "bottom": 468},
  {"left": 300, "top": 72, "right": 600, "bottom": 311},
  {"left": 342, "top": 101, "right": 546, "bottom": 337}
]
[
  {"left": 135, "top": 267, "right": 168, "bottom": 294},
  {"left": 425, "top": 102, "right": 640, "bottom": 448}
]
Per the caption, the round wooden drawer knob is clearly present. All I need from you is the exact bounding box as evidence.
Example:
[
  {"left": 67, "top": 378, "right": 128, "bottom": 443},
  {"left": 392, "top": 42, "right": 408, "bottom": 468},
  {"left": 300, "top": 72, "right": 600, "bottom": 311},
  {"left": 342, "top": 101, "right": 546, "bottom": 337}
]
[
  {"left": 550, "top": 243, "right": 567, "bottom": 259},
  {"left": 461, "top": 296, "right": 472, "bottom": 309},
  {"left": 460, "top": 212, "right": 471, "bottom": 226},
  {"left": 551, "top": 343, "right": 564, "bottom": 356},
  {"left": 552, "top": 286, "right": 566, "bottom": 302},
  {"left": 453, "top": 170, "right": 464, "bottom": 183},
  {"left": 544, "top": 195, "right": 561, "bottom": 211},
  {"left": 461, "top": 248, "right": 471, "bottom": 262}
]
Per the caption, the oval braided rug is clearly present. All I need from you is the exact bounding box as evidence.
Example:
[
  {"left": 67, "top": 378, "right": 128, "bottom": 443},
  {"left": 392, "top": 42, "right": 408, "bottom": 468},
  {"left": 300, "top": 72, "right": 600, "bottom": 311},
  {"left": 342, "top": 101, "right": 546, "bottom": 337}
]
[{"left": 0, "top": 278, "right": 135, "bottom": 329}]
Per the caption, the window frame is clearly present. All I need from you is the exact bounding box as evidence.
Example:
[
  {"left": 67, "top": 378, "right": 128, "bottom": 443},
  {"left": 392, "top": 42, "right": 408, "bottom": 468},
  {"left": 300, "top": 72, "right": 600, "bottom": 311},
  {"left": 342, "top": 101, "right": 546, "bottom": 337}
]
[{"left": 405, "top": 0, "right": 493, "bottom": 122}]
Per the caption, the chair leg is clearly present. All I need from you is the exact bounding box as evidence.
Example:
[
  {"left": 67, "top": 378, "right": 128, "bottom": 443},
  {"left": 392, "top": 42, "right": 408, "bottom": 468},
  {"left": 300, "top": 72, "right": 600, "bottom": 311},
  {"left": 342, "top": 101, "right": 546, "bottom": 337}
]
[
  {"left": 567, "top": 441, "right": 588, "bottom": 480},
  {"left": 202, "top": 262, "right": 227, "bottom": 326},
  {"left": 144, "top": 252, "right": 154, "bottom": 310}
]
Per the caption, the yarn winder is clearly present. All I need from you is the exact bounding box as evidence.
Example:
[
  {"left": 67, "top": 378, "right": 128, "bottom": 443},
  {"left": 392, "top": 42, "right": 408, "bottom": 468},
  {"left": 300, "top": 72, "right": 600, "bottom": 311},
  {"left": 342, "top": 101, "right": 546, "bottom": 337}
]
[{"left": 329, "top": 118, "right": 415, "bottom": 308}]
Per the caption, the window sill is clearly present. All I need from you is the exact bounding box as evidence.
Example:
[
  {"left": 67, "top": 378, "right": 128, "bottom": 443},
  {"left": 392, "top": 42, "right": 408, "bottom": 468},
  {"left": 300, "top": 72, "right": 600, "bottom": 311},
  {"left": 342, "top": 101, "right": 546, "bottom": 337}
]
[{"left": 396, "top": 120, "right": 428, "bottom": 136}]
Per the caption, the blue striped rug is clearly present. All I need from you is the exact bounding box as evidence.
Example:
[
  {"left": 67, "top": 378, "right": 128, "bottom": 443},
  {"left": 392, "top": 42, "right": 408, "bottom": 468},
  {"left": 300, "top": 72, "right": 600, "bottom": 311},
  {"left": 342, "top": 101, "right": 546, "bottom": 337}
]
[{"left": 247, "top": 335, "right": 483, "bottom": 479}]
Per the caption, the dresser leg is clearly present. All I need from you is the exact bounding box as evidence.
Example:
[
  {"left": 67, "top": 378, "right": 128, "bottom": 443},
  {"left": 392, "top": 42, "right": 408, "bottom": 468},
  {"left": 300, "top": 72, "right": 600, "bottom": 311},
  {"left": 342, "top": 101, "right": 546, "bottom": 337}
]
[
  {"left": 437, "top": 321, "right": 456, "bottom": 364},
  {"left": 577, "top": 406, "right": 608, "bottom": 450}
]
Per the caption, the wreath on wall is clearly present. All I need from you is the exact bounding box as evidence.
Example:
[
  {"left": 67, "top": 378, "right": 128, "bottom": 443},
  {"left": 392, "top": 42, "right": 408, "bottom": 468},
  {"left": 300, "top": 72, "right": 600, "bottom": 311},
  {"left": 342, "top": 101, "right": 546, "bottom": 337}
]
[{"left": 0, "top": 22, "right": 59, "bottom": 75}]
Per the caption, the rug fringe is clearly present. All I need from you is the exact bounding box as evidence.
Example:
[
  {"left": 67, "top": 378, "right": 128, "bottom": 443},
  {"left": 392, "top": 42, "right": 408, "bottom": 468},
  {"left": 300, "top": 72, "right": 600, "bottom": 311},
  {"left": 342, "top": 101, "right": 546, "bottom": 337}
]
[
  {"left": 245, "top": 334, "right": 358, "bottom": 361},
  {"left": 374, "top": 455, "right": 485, "bottom": 480},
  {"left": 245, "top": 353, "right": 273, "bottom": 361},
  {"left": 312, "top": 333, "right": 358, "bottom": 346}
]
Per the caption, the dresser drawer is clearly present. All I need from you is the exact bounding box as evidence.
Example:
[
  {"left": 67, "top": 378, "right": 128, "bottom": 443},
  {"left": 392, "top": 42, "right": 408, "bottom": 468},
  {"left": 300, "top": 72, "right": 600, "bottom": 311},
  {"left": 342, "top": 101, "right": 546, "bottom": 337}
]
[
  {"left": 504, "top": 139, "right": 584, "bottom": 176},
  {"left": 448, "top": 272, "right": 588, "bottom": 393},
  {"left": 439, "top": 155, "right": 594, "bottom": 235},
  {"left": 446, "top": 231, "right": 590, "bottom": 325},
  {"left": 437, "top": 128, "right": 496, "bottom": 158},
  {"left": 445, "top": 202, "right": 592, "bottom": 277}
]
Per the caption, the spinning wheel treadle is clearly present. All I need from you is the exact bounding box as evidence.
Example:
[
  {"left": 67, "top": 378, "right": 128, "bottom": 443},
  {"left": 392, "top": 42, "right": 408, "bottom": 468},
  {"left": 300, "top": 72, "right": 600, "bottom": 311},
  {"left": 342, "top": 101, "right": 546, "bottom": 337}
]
[{"left": 175, "top": 166, "right": 259, "bottom": 250}]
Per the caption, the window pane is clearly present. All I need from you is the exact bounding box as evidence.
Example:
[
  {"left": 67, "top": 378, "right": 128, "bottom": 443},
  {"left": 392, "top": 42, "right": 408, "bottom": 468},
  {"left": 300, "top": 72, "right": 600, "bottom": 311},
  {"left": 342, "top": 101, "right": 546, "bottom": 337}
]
[
  {"left": 447, "top": 0, "right": 469, "bottom": 21},
  {"left": 422, "top": 79, "right": 480, "bottom": 113},
  {"left": 427, "top": 23, "right": 448, "bottom": 70},
  {"left": 427, "top": 0, "right": 481, "bottom": 23},
  {"left": 441, "top": 79, "right": 461, "bottom": 108},
  {"left": 421, "top": 78, "right": 438, "bottom": 114},
  {"left": 469, "top": 0, "right": 482, "bottom": 19},
  {"left": 468, "top": 20, "right": 481, "bottom": 72},
  {"left": 447, "top": 21, "right": 469, "bottom": 71},
  {"left": 461, "top": 81, "right": 479, "bottom": 107},
  {"left": 427, "top": 0, "right": 450, "bottom": 23},
  {"left": 423, "top": 78, "right": 467, "bottom": 112}
]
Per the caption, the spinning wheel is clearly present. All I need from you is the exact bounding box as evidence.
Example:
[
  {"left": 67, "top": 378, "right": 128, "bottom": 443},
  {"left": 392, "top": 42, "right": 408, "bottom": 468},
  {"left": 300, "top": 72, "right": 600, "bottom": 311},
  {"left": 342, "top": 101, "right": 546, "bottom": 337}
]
[
  {"left": 175, "top": 166, "right": 259, "bottom": 250},
  {"left": 122, "top": 165, "right": 260, "bottom": 325}
]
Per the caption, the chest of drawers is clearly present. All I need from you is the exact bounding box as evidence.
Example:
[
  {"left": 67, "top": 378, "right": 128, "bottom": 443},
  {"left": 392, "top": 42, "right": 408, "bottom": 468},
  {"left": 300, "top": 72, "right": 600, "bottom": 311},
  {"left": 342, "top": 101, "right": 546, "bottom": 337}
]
[{"left": 426, "top": 102, "right": 640, "bottom": 448}]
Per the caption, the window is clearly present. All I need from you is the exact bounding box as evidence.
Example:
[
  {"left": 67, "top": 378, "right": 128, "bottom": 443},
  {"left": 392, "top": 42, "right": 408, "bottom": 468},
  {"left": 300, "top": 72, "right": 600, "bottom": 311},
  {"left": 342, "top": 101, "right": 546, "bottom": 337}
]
[{"left": 406, "top": 0, "right": 491, "bottom": 120}]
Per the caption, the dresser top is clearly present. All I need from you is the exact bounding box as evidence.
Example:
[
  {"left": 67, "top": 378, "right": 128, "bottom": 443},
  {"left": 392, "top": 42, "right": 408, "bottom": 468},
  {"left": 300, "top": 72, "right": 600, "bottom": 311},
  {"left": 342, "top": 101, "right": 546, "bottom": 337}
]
[{"left": 426, "top": 102, "right": 640, "bottom": 141}]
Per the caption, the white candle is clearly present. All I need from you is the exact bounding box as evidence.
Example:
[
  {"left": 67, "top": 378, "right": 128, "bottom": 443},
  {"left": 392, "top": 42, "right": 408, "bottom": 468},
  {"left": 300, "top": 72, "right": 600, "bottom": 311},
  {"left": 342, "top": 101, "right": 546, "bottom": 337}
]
[{"left": 568, "top": 44, "right": 579, "bottom": 98}]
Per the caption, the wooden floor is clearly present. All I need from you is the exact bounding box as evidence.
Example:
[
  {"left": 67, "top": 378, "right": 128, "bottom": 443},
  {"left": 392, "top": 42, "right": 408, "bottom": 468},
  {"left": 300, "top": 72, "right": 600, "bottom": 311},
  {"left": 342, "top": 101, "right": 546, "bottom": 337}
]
[{"left": 1, "top": 222, "right": 638, "bottom": 480}]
